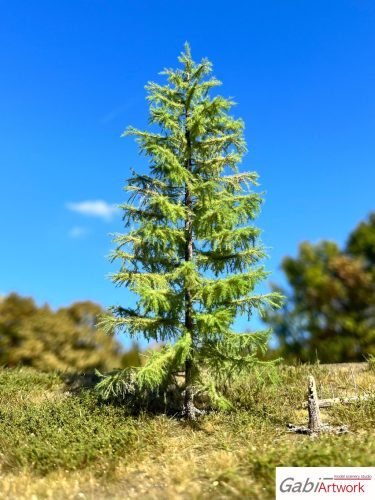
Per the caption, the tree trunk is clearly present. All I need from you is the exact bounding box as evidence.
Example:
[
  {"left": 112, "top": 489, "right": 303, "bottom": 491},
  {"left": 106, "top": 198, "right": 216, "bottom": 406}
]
[{"left": 183, "top": 89, "right": 197, "bottom": 419}]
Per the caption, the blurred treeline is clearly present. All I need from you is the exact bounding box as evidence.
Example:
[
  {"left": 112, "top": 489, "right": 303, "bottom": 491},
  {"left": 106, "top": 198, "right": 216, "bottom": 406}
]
[
  {"left": 0, "top": 294, "right": 142, "bottom": 372},
  {"left": 265, "top": 213, "right": 375, "bottom": 363}
]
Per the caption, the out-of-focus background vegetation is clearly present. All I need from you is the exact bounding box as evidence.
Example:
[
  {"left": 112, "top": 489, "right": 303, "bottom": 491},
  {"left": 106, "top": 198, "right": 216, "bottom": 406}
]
[
  {"left": 265, "top": 212, "right": 375, "bottom": 363},
  {"left": 0, "top": 294, "right": 142, "bottom": 372}
]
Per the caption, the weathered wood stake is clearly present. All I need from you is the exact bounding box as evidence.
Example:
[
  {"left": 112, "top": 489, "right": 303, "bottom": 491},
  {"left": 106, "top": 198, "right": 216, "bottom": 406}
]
[
  {"left": 307, "top": 375, "right": 321, "bottom": 432},
  {"left": 288, "top": 374, "right": 347, "bottom": 435}
]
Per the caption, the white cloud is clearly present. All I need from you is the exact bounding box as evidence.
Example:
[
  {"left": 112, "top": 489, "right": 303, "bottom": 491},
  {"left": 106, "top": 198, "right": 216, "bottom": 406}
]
[
  {"left": 68, "top": 226, "right": 89, "bottom": 239},
  {"left": 66, "top": 200, "right": 118, "bottom": 221}
]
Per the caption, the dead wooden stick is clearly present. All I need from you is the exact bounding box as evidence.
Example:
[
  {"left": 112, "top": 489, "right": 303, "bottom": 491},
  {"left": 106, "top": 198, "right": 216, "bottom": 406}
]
[
  {"left": 288, "top": 375, "right": 348, "bottom": 435},
  {"left": 302, "top": 394, "right": 370, "bottom": 408},
  {"left": 308, "top": 375, "right": 321, "bottom": 432}
]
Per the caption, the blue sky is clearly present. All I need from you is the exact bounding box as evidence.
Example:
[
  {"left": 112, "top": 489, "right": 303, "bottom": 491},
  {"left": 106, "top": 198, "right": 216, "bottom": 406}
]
[{"left": 1, "top": 0, "right": 374, "bottom": 338}]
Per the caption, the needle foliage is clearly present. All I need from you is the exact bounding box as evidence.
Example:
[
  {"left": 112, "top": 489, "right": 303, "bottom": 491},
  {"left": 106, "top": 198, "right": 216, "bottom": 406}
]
[{"left": 97, "top": 44, "right": 282, "bottom": 416}]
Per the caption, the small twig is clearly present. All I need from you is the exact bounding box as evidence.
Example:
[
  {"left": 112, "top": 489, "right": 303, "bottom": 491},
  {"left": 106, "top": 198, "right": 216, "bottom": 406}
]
[
  {"left": 287, "top": 423, "right": 312, "bottom": 435},
  {"left": 329, "top": 383, "right": 335, "bottom": 400},
  {"left": 302, "top": 394, "right": 370, "bottom": 408}
]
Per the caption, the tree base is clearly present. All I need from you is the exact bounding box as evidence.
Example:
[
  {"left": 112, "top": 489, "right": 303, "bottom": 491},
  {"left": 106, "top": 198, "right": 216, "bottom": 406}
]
[
  {"left": 180, "top": 384, "right": 206, "bottom": 420},
  {"left": 179, "top": 404, "right": 206, "bottom": 421}
]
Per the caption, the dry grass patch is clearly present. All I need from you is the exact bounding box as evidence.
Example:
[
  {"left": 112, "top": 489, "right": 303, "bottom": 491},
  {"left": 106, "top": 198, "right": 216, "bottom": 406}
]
[{"left": 0, "top": 364, "right": 374, "bottom": 499}]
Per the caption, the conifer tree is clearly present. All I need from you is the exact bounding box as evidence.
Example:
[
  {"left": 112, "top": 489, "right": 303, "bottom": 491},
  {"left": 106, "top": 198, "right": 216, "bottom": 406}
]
[{"left": 98, "top": 44, "right": 282, "bottom": 418}]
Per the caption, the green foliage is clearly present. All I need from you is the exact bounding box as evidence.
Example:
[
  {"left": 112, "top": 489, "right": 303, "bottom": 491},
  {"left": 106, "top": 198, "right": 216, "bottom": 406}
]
[
  {"left": 100, "top": 44, "right": 281, "bottom": 412},
  {"left": 264, "top": 213, "right": 375, "bottom": 363},
  {"left": 0, "top": 293, "right": 125, "bottom": 371},
  {"left": 95, "top": 334, "right": 192, "bottom": 411}
]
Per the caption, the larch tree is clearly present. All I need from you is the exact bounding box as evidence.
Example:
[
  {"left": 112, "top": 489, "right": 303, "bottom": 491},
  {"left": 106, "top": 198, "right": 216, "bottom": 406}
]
[{"left": 98, "top": 44, "right": 282, "bottom": 419}]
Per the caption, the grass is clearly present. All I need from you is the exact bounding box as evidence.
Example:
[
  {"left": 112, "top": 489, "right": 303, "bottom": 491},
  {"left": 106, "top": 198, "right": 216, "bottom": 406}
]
[{"left": 0, "top": 363, "right": 374, "bottom": 499}]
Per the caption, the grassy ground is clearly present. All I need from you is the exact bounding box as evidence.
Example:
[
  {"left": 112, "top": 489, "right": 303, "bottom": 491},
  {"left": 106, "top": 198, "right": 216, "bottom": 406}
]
[{"left": 0, "top": 363, "right": 374, "bottom": 499}]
